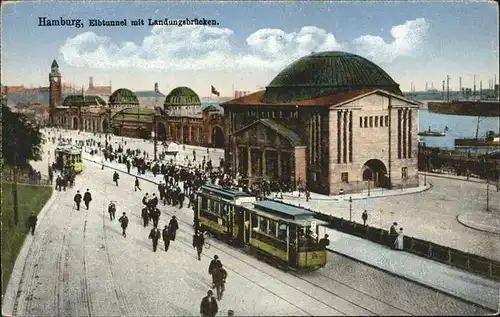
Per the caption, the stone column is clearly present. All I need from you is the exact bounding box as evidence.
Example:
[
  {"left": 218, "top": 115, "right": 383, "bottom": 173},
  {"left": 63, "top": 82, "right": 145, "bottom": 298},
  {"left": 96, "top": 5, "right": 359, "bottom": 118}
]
[
  {"left": 247, "top": 147, "right": 252, "bottom": 178},
  {"left": 277, "top": 151, "right": 282, "bottom": 181},
  {"left": 262, "top": 149, "right": 267, "bottom": 177}
]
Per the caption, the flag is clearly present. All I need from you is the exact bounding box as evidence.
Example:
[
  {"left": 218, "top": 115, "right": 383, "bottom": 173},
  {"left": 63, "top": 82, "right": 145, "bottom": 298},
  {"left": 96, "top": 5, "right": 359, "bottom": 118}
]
[{"left": 211, "top": 85, "right": 220, "bottom": 96}]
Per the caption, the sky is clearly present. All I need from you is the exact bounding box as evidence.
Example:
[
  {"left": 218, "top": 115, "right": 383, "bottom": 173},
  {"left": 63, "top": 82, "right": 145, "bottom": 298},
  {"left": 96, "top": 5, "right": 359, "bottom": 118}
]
[{"left": 2, "top": 1, "right": 499, "bottom": 97}]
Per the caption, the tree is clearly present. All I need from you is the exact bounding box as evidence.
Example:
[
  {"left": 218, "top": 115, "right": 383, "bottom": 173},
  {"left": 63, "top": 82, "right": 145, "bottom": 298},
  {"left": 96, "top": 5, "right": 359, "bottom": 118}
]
[{"left": 2, "top": 105, "right": 44, "bottom": 224}]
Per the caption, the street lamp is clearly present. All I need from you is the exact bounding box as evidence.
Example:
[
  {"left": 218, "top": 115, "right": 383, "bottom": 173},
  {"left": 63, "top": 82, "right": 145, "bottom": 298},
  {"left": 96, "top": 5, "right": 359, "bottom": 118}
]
[{"left": 349, "top": 196, "right": 353, "bottom": 221}]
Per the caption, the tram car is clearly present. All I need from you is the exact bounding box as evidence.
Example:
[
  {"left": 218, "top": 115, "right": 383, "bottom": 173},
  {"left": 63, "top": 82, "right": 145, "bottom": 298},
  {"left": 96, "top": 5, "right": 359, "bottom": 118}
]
[
  {"left": 195, "top": 184, "right": 328, "bottom": 271},
  {"left": 54, "top": 146, "right": 85, "bottom": 173}
]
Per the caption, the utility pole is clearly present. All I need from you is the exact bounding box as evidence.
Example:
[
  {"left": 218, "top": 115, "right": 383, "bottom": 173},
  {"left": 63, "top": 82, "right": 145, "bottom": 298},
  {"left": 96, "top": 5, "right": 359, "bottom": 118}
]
[
  {"left": 349, "top": 197, "right": 353, "bottom": 221},
  {"left": 442, "top": 80, "right": 445, "bottom": 100}
]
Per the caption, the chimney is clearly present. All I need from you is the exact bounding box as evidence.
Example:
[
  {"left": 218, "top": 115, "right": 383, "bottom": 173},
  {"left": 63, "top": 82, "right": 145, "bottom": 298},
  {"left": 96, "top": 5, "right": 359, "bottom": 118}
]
[
  {"left": 154, "top": 82, "right": 159, "bottom": 92},
  {"left": 89, "top": 76, "right": 94, "bottom": 89}
]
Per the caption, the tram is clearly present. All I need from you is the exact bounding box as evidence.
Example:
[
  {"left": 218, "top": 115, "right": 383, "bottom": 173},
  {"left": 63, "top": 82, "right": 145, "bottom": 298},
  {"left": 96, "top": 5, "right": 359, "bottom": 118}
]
[
  {"left": 194, "top": 184, "right": 328, "bottom": 271},
  {"left": 54, "top": 146, "right": 85, "bottom": 173}
]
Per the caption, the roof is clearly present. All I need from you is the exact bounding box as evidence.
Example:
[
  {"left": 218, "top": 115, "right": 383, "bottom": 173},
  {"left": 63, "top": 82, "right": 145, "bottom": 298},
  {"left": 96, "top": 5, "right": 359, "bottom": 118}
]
[
  {"left": 254, "top": 200, "right": 314, "bottom": 219},
  {"left": 135, "top": 90, "right": 165, "bottom": 98},
  {"left": 164, "top": 86, "right": 201, "bottom": 107},
  {"left": 233, "top": 118, "right": 303, "bottom": 147},
  {"left": 109, "top": 88, "right": 139, "bottom": 105},
  {"left": 260, "top": 51, "right": 402, "bottom": 103},
  {"left": 63, "top": 95, "right": 106, "bottom": 107},
  {"left": 111, "top": 107, "right": 159, "bottom": 122},
  {"left": 87, "top": 86, "right": 112, "bottom": 95},
  {"left": 201, "top": 184, "right": 252, "bottom": 200},
  {"left": 51, "top": 59, "right": 59, "bottom": 68}
]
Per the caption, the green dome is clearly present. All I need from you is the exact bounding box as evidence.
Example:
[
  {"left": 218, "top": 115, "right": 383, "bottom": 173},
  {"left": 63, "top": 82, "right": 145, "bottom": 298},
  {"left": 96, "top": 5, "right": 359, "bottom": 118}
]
[
  {"left": 164, "top": 86, "right": 201, "bottom": 107},
  {"left": 63, "top": 95, "right": 106, "bottom": 107},
  {"left": 262, "top": 51, "right": 402, "bottom": 103},
  {"left": 109, "top": 88, "right": 139, "bottom": 105}
]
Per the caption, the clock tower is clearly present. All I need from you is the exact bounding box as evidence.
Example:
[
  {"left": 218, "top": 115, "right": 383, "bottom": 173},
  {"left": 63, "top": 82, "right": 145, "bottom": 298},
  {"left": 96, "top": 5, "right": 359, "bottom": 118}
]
[{"left": 49, "top": 59, "right": 62, "bottom": 125}]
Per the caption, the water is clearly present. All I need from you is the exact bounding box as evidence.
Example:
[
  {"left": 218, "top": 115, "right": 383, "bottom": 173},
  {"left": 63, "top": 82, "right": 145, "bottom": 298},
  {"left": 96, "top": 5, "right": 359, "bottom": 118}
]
[{"left": 418, "top": 108, "right": 499, "bottom": 152}]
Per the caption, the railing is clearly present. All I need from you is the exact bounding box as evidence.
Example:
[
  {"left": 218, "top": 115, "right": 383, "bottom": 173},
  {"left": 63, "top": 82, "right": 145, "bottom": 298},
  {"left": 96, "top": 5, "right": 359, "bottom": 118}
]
[
  {"left": 2, "top": 171, "right": 52, "bottom": 186},
  {"left": 314, "top": 211, "right": 500, "bottom": 282}
]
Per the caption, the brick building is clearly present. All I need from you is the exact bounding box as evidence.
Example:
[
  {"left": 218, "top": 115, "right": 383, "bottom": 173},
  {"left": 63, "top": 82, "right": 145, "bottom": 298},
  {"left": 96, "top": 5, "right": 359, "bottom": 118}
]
[{"left": 222, "top": 51, "right": 421, "bottom": 194}]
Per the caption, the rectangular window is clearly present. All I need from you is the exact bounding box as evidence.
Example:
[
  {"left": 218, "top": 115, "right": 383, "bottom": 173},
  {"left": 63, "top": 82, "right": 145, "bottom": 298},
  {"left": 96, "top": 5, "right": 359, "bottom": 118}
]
[
  {"left": 369, "top": 116, "right": 373, "bottom": 127},
  {"left": 401, "top": 167, "right": 408, "bottom": 179},
  {"left": 359, "top": 116, "right": 363, "bottom": 128},
  {"left": 337, "top": 112, "right": 342, "bottom": 164},
  {"left": 380, "top": 116, "right": 384, "bottom": 127},
  {"left": 384, "top": 115, "right": 389, "bottom": 127},
  {"left": 259, "top": 217, "right": 268, "bottom": 234},
  {"left": 375, "top": 116, "right": 379, "bottom": 127},
  {"left": 364, "top": 117, "right": 368, "bottom": 128},
  {"left": 341, "top": 172, "right": 349, "bottom": 183}
]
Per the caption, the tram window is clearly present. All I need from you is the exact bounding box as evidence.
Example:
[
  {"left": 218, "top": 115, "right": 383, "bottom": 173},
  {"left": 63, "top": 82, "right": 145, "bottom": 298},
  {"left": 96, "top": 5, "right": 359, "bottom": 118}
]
[
  {"left": 202, "top": 198, "right": 208, "bottom": 209},
  {"left": 251, "top": 214, "right": 258, "bottom": 229},
  {"left": 278, "top": 223, "right": 287, "bottom": 240},
  {"left": 259, "top": 218, "right": 268, "bottom": 234},
  {"left": 268, "top": 219, "right": 278, "bottom": 237}
]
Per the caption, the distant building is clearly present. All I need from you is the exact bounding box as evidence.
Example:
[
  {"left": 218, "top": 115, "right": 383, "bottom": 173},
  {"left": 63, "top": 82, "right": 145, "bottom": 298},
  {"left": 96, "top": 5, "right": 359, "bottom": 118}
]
[
  {"left": 86, "top": 76, "right": 112, "bottom": 95},
  {"left": 234, "top": 90, "right": 252, "bottom": 99},
  {"left": 134, "top": 82, "right": 165, "bottom": 108}
]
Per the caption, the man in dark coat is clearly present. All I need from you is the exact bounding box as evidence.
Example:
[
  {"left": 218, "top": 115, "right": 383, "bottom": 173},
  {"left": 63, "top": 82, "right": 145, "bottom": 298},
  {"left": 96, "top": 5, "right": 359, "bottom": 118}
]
[
  {"left": 141, "top": 207, "right": 149, "bottom": 227},
  {"left": 149, "top": 193, "right": 158, "bottom": 210},
  {"left": 118, "top": 212, "right": 129, "bottom": 237},
  {"left": 151, "top": 207, "right": 160, "bottom": 228},
  {"left": 149, "top": 226, "right": 161, "bottom": 252},
  {"left": 192, "top": 230, "right": 205, "bottom": 261},
  {"left": 208, "top": 255, "right": 222, "bottom": 288},
  {"left": 362, "top": 210, "right": 368, "bottom": 226},
  {"left": 168, "top": 216, "right": 179, "bottom": 241},
  {"left": 162, "top": 225, "right": 171, "bottom": 252},
  {"left": 142, "top": 193, "right": 149, "bottom": 208},
  {"left": 28, "top": 211, "right": 38, "bottom": 235},
  {"left": 74, "top": 190, "right": 82, "bottom": 210},
  {"left": 200, "top": 290, "right": 218, "bottom": 317},
  {"left": 108, "top": 201, "right": 116, "bottom": 220},
  {"left": 389, "top": 222, "right": 398, "bottom": 248},
  {"left": 83, "top": 189, "right": 92, "bottom": 210},
  {"left": 135, "top": 177, "right": 141, "bottom": 191},
  {"left": 113, "top": 171, "right": 120, "bottom": 186}
]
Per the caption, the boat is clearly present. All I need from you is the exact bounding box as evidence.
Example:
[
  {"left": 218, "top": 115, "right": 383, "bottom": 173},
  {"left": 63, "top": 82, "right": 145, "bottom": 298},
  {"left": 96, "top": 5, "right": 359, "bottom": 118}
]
[
  {"left": 418, "top": 126, "right": 447, "bottom": 137},
  {"left": 454, "top": 138, "right": 500, "bottom": 147}
]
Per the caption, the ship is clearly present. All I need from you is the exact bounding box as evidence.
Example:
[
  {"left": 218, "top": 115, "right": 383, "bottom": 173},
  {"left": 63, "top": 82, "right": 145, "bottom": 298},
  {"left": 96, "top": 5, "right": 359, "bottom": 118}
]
[
  {"left": 455, "top": 137, "right": 500, "bottom": 147},
  {"left": 418, "top": 126, "right": 448, "bottom": 137}
]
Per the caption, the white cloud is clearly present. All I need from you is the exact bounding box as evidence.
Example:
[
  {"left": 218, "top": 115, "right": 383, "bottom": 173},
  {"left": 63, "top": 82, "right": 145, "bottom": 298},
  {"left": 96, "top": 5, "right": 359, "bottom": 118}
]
[
  {"left": 351, "top": 18, "right": 430, "bottom": 63},
  {"left": 60, "top": 18, "right": 429, "bottom": 71}
]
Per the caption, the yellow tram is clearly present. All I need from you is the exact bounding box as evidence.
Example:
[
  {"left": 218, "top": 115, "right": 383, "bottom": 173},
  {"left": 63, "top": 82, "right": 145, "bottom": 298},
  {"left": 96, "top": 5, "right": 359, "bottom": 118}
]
[
  {"left": 54, "top": 146, "right": 85, "bottom": 173},
  {"left": 195, "top": 184, "right": 328, "bottom": 271}
]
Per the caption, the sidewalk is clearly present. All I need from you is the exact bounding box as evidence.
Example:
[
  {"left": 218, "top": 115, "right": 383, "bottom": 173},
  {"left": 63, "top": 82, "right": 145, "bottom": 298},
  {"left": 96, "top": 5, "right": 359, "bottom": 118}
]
[
  {"left": 83, "top": 153, "right": 500, "bottom": 311},
  {"left": 325, "top": 228, "right": 500, "bottom": 311}
]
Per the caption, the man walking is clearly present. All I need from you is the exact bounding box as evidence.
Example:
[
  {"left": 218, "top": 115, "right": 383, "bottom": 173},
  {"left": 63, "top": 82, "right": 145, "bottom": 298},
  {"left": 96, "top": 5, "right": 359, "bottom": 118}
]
[
  {"left": 389, "top": 222, "right": 398, "bottom": 248},
  {"left": 149, "top": 225, "right": 161, "bottom": 252},
  {"left": 83, "top": 189, "right": 92, "bottom": 210},
  {"left": 200, "top": 290, "right": 218, "bottom": 317},
  {"left": 135, "top": 177, "right": 141, "bottom": 191},
  {"left": 151, "top": 207, "right": 160, "bottom": 228},
  {"left": 108, "top": 201, "right": 116, "bottom": 220},
  {"left": 193, "top": 230, "right": 205, "bottom": 260},
  {"left": 162, "top": 225, "right": 171, "bottom": 252},
  {"left": 74, "top": 190, "right": 82, "bottom": 210},
  {"left": 118, "top": 212, "right": 129, "bottom": 237},
  {"left": 113, "top": 171, "right": 120, "bottom": 186},
  {"left": 362, "top": 210, "right": 368, "bottom": 226},
  {"left": 141, "top": 207, "right": 149, "bottom": 227},
  {"left": 168, "top": 216, "right": 179, "bottom": 241},
  {"left": 28, "top": 211, "right": 38, "bottom": 235}
]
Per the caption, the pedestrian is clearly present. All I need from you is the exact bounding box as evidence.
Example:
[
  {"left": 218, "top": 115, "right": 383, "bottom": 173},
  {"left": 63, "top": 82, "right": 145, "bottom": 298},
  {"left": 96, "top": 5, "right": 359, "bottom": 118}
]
[
  {"left": 27, "top": 211, "right": 38, "bottom": 235},
  {"left": 389, "top": 222, "right": 398, "bottom": 249},
  {"left": 74, "top": 190, "right": 82, "bottom": 210},
  {"left": 150, "top": 193, "right": 158, "bottom": 210},
  {"left": 142, "top": 193, "right": 149, "bottom": 207},
  {"left": 135, "top": 177, "right": 141, "bottom": 191},
  {"left": 200, "top": 290, "right": 218, "bottom": 317},
  {"left": 318, "top": 234, "right": 330, "bottom": 249},
  {"left": 113, "top": 171, "right": 120, "bottom": 186},
  {"left": 305, "top": 189, "right": 311, "bottom": 202},
  {"left": 168, "top": 216, "right": 179, "bottom": 241},
  {"left": 141, "top": 207, "right": 149, "bottom": 227},
  {"left": 118, "top": 212, "right": 129, "bottom": 237},
  {"left": 83, "top": 189, "right": 92, "bottom": 210},
  {"left": 208, "top": 255, "right": 222, "bottom": 288},
  {"left": 151, "top": 207, "right": 160, "bottom": 228},
  {"left": 108, "top": 201, "right": 116, "bottom": 220},
  {"left": 362, "top": 210, "right": 368, "bottom": 226},
  {"left": 193, "top": 230, "right": 205, "bottom": 260},
  {"left": 394, "top": 227, "right": 405, "bottom": 250},
  {"left": 162, "top": 225, "right": 171, "bottom": 252},
  {"left": 149, "top": 225, "right": 161, "bottom": 252}
]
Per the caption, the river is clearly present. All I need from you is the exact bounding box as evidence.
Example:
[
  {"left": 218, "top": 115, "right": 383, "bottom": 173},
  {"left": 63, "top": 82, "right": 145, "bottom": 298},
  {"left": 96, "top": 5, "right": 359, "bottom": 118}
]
[{"left": 418, "top": 108, "right": 499, "bottom": 152}]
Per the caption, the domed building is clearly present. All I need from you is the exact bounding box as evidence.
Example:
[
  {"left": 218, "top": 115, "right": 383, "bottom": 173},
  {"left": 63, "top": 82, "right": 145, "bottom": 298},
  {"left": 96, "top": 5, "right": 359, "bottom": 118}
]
[
  {"left": 109, "top": 88, "right": 139, "bottom": 110},
  {"left": 162, "top": 86, "right": 225, "bottom": 148},
  {"left": 222, "top": 51, "right": 422, "bottom": 195}
]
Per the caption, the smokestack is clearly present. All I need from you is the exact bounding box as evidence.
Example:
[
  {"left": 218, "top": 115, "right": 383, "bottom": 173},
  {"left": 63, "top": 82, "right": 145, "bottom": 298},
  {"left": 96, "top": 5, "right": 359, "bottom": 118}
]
[
  {"left": 89, "top": 76, "right": 94, "bottom": 89},
  {"left": 446, "top": 75, "right": 450, "bottom": 102},
  {"left": 459, "top": 77, "right": 462, "bottom": 91},
  {"left": 154, "top": 82, "right": 159, "bottom": 92},
  {"left": 473, "top": 75, "right": 476, "bottom": 96},
  {"left": 442, "top": 80, "right": 445, "bottom": 100},
  {"left": 480, "top": 80, "right": 482, "bottom": 99},
  {"left": 425, "top": 82, "right": 428, "bottom": 91}
]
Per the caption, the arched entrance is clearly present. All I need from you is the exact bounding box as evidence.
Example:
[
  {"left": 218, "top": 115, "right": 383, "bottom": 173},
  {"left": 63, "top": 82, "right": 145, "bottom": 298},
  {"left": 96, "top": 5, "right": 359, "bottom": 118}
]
[
  {"left": 72, "top": 117, "right": 79, "bottom": 130},
  {"left": 212, "top": 126, "right": 224, "bottom": 148},
  {"left": 102, "top": 119, "right": 109, "bottom": 132},
  {"left": 157, "top": 123, "right": 166, "bottom": 141},
  {"left": 182, "top": 125, "right": 189, "bottom": 144},
  {"left": 361, "top": 159, "right": 388, "bottom": 188}
]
